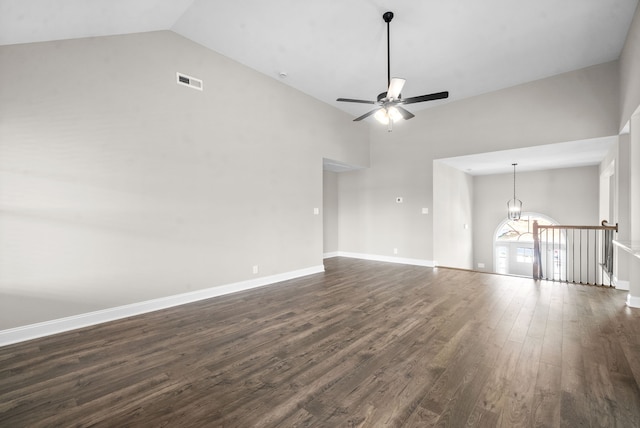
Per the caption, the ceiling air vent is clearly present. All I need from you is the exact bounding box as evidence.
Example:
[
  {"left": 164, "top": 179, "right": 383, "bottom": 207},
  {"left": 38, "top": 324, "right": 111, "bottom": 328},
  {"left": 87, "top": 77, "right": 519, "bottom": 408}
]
[{"left": 176, "top": 72, "right": 203, "bottom": 91}]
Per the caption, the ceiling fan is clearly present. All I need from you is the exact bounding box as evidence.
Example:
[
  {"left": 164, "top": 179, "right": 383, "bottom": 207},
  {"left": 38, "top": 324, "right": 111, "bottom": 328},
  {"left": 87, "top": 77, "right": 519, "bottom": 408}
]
[{"left": 337, "top": 11, "right": 449, "bottom": 131}]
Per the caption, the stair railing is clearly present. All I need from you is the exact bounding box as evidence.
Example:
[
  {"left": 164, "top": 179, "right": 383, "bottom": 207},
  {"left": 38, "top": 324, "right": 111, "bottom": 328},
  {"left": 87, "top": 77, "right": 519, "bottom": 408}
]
[{"left": 532, "top": 220, "right": 618, "bottom": 286}]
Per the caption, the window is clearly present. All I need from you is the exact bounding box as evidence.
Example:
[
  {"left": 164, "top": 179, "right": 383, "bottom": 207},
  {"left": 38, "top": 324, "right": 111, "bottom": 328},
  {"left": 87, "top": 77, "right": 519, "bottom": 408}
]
[
  {"left": 495, "top": 214, "right": 558, "bottom": 243},
  {"left": 493, "top": 213, "right": 561, "bottom": 276},
  {"left": 516, "top": 247, "right": 533, "bottom": 263}
]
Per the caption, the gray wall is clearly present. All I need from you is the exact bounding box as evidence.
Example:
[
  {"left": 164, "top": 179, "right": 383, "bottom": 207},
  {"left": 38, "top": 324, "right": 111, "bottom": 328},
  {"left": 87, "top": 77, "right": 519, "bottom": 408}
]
[
  {"left": 433, "top": 162, "right": 473, "bottom": 269},
  {"left": 0, "top": 31, "right": 369, "bottom": 328},
  {"left": 4, "top": 8, "right": 640, "bottom": 329},
  {"left": 618, "top": 2, "right": 640, "bottom": 304},
  {"left": 620, "top": 4, "right": 640, "bottom": 130},
  {"left": 338, "top": 61, "right": 619, "bottom": 264},
  {"left": 472, "top": 166, "right": 600, "bottom": 272},
  {"left": 601, "top": 139, "right": 630, "bottom": 286},
  {"left": 322, "top": 171, "right": 339, "bottom": 254}
]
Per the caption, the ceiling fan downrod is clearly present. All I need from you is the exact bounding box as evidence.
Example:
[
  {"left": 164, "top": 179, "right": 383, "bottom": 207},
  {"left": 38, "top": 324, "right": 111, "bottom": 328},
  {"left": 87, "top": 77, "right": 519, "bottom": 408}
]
[{"left": 383, "top": 11, "right": 394, "bottom": 89}]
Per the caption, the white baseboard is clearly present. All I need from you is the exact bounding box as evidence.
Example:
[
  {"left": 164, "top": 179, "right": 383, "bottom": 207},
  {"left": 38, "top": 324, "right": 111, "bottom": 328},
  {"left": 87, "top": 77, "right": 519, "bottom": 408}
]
[
  {"left": 0, "top": 265, "right": 325, "bottom": 347},
  {"left": 332, "top": 251, "right": 435, "bottom": 267},
  {"left": 323, "top": 251, "right": 339, "bottom": 259},
  {"left": 613, "top": 277, "right": 630, "bottom": 291},
  {"left": 626, "top": 293, "right": 640, "bottom": 308}
]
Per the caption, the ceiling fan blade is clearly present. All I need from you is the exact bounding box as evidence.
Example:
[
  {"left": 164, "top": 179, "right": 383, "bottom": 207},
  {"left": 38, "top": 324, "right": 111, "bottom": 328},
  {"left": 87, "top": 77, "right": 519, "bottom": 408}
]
[
  {"left": 337, "top": 98, "right": 376, "bottom": 104},
  {"left": 353, "top": 108, "right": 381, "bottom": 121},
  {"left": 395, "top": 106, "right": 415, "bottom": 120},
  {"left": 386, "top": 77, "right": 405, "bottom": 100},
  {"left": 402, "top": 91, "right": 449, "bottom": 105}
]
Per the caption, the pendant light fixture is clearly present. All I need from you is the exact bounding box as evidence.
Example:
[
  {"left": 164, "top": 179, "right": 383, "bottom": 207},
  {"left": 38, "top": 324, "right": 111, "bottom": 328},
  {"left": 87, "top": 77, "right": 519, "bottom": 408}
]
[{"left": 507, "top": 163, "right": 522, "bottom": 220}]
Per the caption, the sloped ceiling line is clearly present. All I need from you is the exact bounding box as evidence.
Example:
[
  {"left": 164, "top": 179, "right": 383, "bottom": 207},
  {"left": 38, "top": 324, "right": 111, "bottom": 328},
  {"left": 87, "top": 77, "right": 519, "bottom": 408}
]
[{"left": 1, "top": 0, "right": 637, "bottom": 120}]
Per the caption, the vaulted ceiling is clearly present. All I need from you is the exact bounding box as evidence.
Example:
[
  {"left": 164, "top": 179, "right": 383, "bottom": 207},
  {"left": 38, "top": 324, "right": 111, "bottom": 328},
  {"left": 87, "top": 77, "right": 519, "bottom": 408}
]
[
  {"left": 1, "top": 0, "right": 638, "bottom": 121},
  {"left": 2, "top": 0, "right": 637, "bottom": 174}
]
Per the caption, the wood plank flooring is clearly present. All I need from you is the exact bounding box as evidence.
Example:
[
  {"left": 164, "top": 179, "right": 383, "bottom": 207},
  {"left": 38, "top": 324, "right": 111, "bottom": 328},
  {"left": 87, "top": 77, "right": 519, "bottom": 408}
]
[{"left": 1, "top": 257, "right": 639, "bottom": 427}]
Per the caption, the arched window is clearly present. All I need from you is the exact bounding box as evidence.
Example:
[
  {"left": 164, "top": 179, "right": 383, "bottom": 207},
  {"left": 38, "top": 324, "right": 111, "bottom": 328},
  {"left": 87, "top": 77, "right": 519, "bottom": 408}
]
[{"left": 494, "top": 213, "right": 560, "bottom": 276}]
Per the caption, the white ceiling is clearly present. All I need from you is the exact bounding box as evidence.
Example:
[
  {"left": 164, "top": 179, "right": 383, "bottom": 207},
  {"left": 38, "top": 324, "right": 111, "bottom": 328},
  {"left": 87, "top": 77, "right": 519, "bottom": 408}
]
[
  {"left": 1, "top": 0, "right": 637, "bottom": 119},
  {"left": 1, "top": 0, "right": 636, "bottom": 174},
  {"left": 436, "top": 137, "right": 617, "bottom": 175}
]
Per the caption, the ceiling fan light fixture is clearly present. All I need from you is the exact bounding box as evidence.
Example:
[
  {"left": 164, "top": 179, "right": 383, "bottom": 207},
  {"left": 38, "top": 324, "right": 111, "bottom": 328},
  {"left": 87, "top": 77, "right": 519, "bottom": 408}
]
[
  {"left": 374, "top": 109, "right": 389, "bottom": 124},
  {"left": 374, "top": 106, "right": 402, "bottom": 124}
]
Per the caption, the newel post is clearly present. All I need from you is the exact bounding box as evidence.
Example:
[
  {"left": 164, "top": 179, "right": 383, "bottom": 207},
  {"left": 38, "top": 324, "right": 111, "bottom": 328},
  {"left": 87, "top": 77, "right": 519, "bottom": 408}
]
[{"left": 533, "top": 220, "right": 541, "bottom": 279}]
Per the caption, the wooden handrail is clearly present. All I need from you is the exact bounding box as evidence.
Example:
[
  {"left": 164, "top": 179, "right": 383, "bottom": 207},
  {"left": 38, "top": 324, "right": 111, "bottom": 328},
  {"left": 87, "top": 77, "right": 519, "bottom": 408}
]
[{"left": 534, "top": 222, "right": 618, "bottom": 231}]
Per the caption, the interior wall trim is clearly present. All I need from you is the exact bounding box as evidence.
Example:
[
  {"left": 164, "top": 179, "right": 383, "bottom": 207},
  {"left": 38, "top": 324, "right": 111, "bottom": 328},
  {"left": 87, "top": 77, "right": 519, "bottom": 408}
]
[
  {"left": 322, "top": 252, "right": 340, "bottom": 259},
  {"left": 330, "top": 251, "right": 435, "bottom": 267},
  {"left": 0, "top": 264, "right": 325, "bottom": 347},
  {"left": 614, "top": 276, "right": 630, "bottom": 291},
  {"left": 626, "top": 293, "right": 640, "bottom": 308}
]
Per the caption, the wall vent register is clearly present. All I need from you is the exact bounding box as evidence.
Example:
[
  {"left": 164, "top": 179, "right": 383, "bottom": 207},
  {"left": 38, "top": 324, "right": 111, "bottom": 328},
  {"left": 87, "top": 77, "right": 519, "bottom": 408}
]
[{"left": 177, "top": 72, "right": 203, "bottom": 91}]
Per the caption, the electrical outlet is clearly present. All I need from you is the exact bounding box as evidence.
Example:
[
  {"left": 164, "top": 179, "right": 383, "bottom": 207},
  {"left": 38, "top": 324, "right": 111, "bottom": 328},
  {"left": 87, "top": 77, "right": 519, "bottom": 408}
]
[
  {"left": 393, "top": 248, "right": 398, "bottom": 254},
  {"left": 477, "top": 263, "right": 485, "bottom": 269},
  {"left": 252, "top": 265, "right": 259, "bottom": 274},
  {"left": 422, "top": 207, "right": 429, "bottom": 214}
]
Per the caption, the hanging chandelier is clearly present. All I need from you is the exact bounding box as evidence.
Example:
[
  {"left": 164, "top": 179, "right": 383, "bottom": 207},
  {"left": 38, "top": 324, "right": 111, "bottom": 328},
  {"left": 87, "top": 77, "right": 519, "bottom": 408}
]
[{"left": 507, "top": 163, "right": 522, "bottom": 220}]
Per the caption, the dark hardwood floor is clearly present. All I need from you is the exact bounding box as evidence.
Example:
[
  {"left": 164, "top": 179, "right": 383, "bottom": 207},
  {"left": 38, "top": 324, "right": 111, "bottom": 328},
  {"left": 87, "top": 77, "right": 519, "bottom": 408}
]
[{"left": 1, "top": 257, "right": 639, "bottom": 427}]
